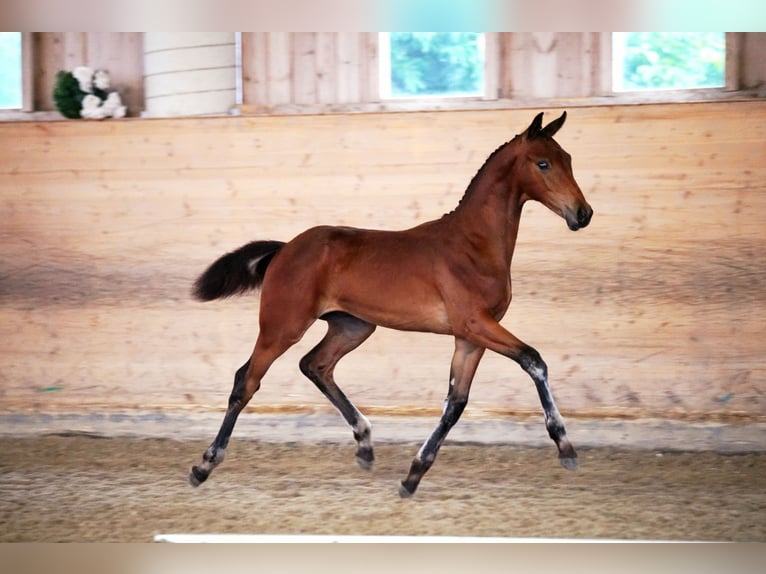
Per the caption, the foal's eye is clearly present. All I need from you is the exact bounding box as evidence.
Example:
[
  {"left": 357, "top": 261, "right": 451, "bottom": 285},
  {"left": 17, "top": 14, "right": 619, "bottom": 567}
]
[{"left": 537, "top": 160, "right": 550, "bottom": 170}]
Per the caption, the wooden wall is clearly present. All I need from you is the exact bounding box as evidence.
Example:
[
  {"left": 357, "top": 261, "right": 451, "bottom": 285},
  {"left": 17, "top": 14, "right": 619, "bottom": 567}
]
[
  {"left": 25, "top": 33, "right": 766, "bottom": 118},
  {"left": 241, "top": 33, "right": 380, "bottom": 109},
  {"left": 501, "top": 33, "right": 604, "bottom": 98},
  {"left": 239, "top": 32, "right": 766, "bottom": 108},
  {"left": 1, "top": 101, "right": 764, "bottom": 422}
]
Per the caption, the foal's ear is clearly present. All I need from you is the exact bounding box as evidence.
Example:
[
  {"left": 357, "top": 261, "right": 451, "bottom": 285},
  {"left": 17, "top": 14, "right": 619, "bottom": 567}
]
[
  {"left": 540, "top": 111, "right": 567, "bottom": 138},
  {"left": 524, "top": 112, "right": 545, "bottom": 139}
]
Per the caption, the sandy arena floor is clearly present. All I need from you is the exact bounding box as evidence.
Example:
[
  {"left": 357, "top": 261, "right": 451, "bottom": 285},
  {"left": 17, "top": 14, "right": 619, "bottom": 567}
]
[{"left": 1, "top": 435, "right": 764, "bottom": 542}]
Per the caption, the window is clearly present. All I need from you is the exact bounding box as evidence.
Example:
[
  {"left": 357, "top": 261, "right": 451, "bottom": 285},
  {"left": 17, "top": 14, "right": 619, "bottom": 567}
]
[
  {"left": 380, "top": 32, "right": 485, "bottom": 99},
  {"left": 0, "top": 32, "right": 23, "bottom": 109},
  {"left": 612, "top": 32, "right": 726, "bottom": 92}
]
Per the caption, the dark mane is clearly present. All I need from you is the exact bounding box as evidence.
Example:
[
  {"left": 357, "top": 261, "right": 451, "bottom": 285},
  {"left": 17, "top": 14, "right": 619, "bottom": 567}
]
[{"left": 442, "top": 136, "right": 517, "bottom": 218}]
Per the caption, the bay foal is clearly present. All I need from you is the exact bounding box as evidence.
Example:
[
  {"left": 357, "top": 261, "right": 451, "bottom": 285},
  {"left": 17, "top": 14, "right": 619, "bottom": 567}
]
[{"left": 190, "top": 111, "right": 593, "bottom": 497}]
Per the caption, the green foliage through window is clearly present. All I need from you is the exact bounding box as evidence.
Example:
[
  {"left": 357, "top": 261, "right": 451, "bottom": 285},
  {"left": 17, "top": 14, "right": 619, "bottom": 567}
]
[
  {"left": 0, "top": 32, "right": 23, "bottom": 109},
  {"left": 614, "top": 32, "right": 725, "bottom": 91},
  {"left": 385, "top": 32, "right": 484, "bottom": 98}
]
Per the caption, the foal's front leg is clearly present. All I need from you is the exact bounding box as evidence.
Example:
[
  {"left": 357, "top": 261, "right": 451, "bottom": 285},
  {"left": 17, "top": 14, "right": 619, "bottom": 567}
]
[
  {"left": 518, "top": 345, "right": 578, "bottom": 470},
  {"left": 399, "top": 339, "right": 484, "bottom": 497},
  {"left": 466, "top": 313, "right": 578, "bottom": 470}
]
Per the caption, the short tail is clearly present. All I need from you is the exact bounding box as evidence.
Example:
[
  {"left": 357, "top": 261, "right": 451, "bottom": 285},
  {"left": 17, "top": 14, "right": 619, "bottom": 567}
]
[{"left": 192, "top": 240, "right": 285, "bottom": 301}]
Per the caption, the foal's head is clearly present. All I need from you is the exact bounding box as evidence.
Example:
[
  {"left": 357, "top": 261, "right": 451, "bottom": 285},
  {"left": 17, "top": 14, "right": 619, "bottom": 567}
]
[{"left": 514, "top": 112, "right": 593, "bottom": 231}]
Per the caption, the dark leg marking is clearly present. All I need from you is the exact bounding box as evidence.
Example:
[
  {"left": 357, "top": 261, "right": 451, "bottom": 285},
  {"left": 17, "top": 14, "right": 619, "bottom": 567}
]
[
  {"left": 459, "top": 315, "right": 578, "bottom": 471},
  {"left": 190, "top": 360, "right": 251, "bottom": 486},
  {"left": 399, "top": 396, "right": 467, "bottom": 498},
  {"left": 519, "top": 346, "right": 578, "bottom": 470},
  {"left": 399, "top": 338, "right": 483, "bottom": 498},
  {"left": 190, "top": 325, "right": 298, "bottom": 487}
]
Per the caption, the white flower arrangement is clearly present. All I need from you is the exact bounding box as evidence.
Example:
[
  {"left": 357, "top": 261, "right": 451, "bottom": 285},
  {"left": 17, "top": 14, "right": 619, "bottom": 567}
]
[{"left": 53, "top": 66, "right": 127, "bottom": 119}]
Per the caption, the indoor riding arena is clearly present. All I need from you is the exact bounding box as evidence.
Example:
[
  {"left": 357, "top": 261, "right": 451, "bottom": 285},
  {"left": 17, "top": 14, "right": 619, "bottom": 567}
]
[{"left": 1, "top": 33, "right": 765, "bottom": 543}]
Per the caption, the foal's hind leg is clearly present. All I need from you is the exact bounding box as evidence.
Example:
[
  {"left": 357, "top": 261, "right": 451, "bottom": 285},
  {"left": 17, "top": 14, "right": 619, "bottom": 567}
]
[
  {"left": 299, "top": 312, "right": 377, "bottom": 469},
  {"left": 189, "top": 334, "right": 295, "bottom": 486}
]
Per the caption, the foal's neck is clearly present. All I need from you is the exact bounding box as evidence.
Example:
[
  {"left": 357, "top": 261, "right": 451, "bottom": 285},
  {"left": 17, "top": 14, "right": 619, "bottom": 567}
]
[{"left": 446, "top": 139, "right": 524, "bottom": 263}]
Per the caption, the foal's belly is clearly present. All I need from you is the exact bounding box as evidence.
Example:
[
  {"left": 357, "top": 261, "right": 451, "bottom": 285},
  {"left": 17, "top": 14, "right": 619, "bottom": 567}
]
[{"left": 327, "top": 276, "right": 453, "bottom": 335}]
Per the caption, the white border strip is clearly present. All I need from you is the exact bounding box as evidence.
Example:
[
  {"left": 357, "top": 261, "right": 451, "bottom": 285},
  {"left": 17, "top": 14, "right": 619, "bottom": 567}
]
[{"left": 154, "top": 534, "right": 700, "bottom": 544}]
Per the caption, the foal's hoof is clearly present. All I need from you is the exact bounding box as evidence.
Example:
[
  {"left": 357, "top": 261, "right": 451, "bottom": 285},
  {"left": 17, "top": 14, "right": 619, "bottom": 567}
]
[
  {"left": 356, "top": 456, "right": 373, "bottom": 471},
  {"left": 189, "top": 465, "right": 209, "bottom": 487},
  {"left": 559, "top": 455, "right": 579, "bottom": 471},
  {"left": 398, "top": 482, "right": 415, "bottom": 499},
  {"left": 355, "top": 448, "right": 374, "bottom": 471}
]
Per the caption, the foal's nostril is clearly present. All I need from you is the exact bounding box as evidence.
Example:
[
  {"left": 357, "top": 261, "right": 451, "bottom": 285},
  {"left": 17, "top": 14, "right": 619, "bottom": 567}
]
[{"left": 577, "top": 206, "right": 592, "bottom": 227}]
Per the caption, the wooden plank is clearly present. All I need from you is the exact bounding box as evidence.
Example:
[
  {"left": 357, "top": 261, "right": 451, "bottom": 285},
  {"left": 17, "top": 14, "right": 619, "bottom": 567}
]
[
  {"left": 21, "top": 33, "right": 34, "bottom": 112},
  {"left": 359, "top": 32, "right": 379, "bottom": 103},
  {"left": 508, "top": 34, "right": 529, "bottom": 98},
  {"left": 241, "top": 32, "right": 268, "bottom": 106},
  {"left": 63, "top": 32, "right": 87, "bottom": 71},
  {"left": 33, "top": 32, "right": 64, "bottom": 111},
  {"left": 741, "top": 32, "right": 766, "bottom": 89},
  {"left": 554, "top": 33, "right": 584, "bottom": 98},
  {"left": 292, "top": 32, "right": 317, "bottom": 105},
  {"left": 725, "top": 32, "right": 742, "bottom": 91},
  {"left": 483, "top": 33, "right": 499, "bottom": 100},
  {"left": 315, "top": 32, "right": 338, "bottom": 104},
  {"left": 267, "top": 32, "right": 292, "bottom": 105},
  {"left": 336, "top": 32, "right": 361, "bottom": 103},
  {"left": 497, "top": 33, "right": 513, "bottom": 98},
  {"left": 527, "top": 33, "right": 558, "bottom": 98}
]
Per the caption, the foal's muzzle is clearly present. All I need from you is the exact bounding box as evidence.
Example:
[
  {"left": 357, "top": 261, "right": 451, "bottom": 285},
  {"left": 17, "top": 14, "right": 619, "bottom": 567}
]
[{"left": 566, "top": 205, "right": 593, "bottom": 231}]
